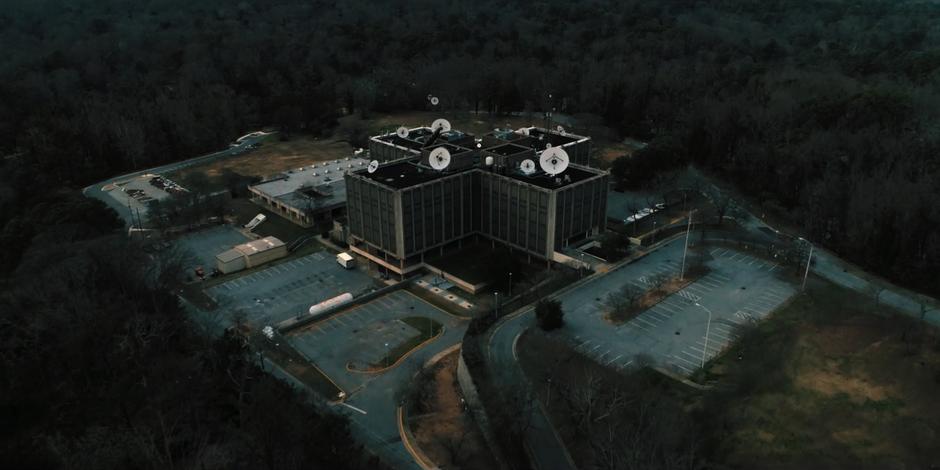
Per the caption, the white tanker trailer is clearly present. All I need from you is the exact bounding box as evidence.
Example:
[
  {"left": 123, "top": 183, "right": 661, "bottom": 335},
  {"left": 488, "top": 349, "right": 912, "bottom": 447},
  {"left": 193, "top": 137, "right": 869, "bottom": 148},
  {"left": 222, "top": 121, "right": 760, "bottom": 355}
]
[{"left": 308, "top": 292, "right": 353, "bottom": 318}]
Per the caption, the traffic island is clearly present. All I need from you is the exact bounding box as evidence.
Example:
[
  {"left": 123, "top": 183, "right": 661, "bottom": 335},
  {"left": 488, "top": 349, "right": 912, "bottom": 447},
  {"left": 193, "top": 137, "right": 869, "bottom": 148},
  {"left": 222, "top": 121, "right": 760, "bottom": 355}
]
[{"left": 346, "top": 316, "right": 444, "bottom": 373}]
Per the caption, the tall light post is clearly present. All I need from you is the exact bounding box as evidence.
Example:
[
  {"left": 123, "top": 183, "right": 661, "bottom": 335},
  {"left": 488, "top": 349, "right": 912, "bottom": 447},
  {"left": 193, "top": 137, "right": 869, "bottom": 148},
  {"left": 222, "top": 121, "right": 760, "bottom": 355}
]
[
  {"left": 579, "top": 253, "right": 585, "bottom": 278},
  {"left": 494, "top": 291, "right": 499, "bottom": 320},
  {"left": 799, "top": 237, "right": 814, "bottom": 292},
  {"left": 694, "top": 302, "right": 714, "bottom": 368},
  {"left": 384, "top": 342, "right": 390, "bottom": 368},
  {"left": 680, "top": 210, "right": 695, "bottom": 280},
  {"left": 508, "top": 272, "right": 513, "bottom": 297}
]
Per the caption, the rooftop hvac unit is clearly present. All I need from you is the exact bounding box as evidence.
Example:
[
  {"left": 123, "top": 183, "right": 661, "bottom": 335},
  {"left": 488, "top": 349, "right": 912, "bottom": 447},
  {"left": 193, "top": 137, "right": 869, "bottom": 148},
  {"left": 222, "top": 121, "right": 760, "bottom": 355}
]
[{"left": 485, "top": 156, "right": 494, "bottom": 166}]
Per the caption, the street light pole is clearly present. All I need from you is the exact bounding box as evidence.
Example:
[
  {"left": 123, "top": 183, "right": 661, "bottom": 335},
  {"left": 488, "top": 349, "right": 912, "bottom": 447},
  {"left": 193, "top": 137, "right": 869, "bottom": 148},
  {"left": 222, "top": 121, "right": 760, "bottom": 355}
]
[
  {"left": 694, "top": 302, "right": 714, "bottom": 368},
  {"left": 801, "top": 242, "right": 814, "bottom": 292},
  {"left": 384, "top": 342, "right": 389, "bottom": 368},
  {"left": 494, "top": 291, "right": 499, "bottom": 320},
  {"left": 508, "top": 272, "right": 513, "bottom": 297},
  {"left": 680, "top": 210, "right": 694, "bottom": 280}
]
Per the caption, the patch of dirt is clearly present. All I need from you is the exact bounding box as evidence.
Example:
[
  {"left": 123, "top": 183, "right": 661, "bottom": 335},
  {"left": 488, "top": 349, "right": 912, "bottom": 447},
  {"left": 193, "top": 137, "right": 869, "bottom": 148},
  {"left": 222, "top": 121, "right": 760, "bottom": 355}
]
[
  {"left": 176, "top": 137, "right": 355, "bottom": 180},
  {"left": 409, "top": 352, "right": 497, "bottom": 470},
  {"left": 795, "top": 368, "right": 890, "bottom": 402},
  {"left": 597, "top": 142, "right": 635, "bottom": 163}
]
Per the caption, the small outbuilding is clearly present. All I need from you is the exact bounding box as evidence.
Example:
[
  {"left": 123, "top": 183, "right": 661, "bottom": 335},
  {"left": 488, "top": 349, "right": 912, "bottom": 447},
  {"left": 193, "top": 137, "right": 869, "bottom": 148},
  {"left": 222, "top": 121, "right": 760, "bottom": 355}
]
[{"left": 215, "top": 236, "right": 288, "bottom": 274}]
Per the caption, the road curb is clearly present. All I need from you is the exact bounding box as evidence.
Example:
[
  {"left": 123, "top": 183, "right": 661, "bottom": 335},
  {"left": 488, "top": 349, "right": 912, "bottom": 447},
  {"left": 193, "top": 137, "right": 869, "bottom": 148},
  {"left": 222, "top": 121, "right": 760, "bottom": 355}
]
[{"left": 398, "top": 406, "right": 435, "bottom": 470}]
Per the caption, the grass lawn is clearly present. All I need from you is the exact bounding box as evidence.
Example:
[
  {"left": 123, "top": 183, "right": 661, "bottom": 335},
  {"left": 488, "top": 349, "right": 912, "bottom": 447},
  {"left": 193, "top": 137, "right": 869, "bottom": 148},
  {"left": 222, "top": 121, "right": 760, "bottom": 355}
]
[
  {"left": 697, "top": 277, "right": 940, "bottom": 468},
  {"left": 169, "top": 136, "right": 356, "bottom": 183},
  {"left": 373, "top": 316, "right": 443, "bottom": 368}
]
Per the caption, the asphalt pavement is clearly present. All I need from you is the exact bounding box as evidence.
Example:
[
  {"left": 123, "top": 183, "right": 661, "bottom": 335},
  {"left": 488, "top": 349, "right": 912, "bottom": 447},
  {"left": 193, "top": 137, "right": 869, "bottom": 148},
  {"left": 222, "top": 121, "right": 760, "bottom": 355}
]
[
  {"left": 288, "top": 290, "right": 469, "bottom": 470},
  {"left": 83, "top": 134, "right": 268, "bottom": 226}
]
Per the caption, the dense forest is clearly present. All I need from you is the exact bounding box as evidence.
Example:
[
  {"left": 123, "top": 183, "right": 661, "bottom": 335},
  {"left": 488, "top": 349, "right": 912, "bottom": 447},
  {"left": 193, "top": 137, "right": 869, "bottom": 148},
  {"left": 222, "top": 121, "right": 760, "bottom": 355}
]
[
  {"left": 2, "top": 0, "right": 939, "bottom": 295},
  {"left": 0, "top": 167, "right": 381, "bottom": 468},
  {"left": 1, "top": 0, "right": 940, "bottom": 467}
]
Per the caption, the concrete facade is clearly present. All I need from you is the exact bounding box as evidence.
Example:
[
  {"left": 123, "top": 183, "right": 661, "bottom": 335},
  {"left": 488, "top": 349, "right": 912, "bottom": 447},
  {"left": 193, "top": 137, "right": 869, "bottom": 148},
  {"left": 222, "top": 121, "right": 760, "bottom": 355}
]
[{"left": 345, "top": 125, "right": 608, "bottom": 276}]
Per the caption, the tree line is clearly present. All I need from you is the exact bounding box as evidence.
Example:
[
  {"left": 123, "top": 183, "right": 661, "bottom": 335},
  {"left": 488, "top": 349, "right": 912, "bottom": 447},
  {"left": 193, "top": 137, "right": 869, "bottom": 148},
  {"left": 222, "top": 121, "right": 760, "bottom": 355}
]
[{"left": 2, "top": 0, "right": 938, "bottom": 293}]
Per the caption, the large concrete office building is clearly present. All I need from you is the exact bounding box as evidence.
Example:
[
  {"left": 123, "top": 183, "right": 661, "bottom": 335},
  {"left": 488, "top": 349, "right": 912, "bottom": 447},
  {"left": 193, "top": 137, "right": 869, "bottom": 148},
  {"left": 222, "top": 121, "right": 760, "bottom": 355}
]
[{"left": 346, "top": 125, "right": 608, "bottom": 276}]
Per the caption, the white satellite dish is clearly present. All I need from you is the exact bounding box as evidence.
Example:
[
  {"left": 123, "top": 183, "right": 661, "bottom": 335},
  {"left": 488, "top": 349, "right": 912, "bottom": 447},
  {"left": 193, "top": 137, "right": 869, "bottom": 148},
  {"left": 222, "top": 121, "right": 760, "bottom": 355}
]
[
  {"left": 519, "top": 159, "right": 536, "bottom": 175},
  {"left": 431, "top": 118, "right": 451, "bottom": 132},
  {"left": 545, "top": 142, "right": 552, "bottom": 149},
  {"left": 539, "top": 147, "right": 570, "bottom": 176},
  {"left": 367, "top": 160, "right": 379, "bottom": 174},
  {"left": 556, "top": 125, "right": 566, "bottom": 134},
  {"left": 430, "top": 96, "right": 440, "bottom": 106},
  {"left": 396, "top": 126, "right": 409, "bottom": 138},
  {"left": 426, "top": 94, "right": 433, "bottom": 101},
  {"left": 516, "top": 127, "right": 530, "bottom": 136},
  {"left": 429, "top": 147, "right": 451, "bottom": 170}
]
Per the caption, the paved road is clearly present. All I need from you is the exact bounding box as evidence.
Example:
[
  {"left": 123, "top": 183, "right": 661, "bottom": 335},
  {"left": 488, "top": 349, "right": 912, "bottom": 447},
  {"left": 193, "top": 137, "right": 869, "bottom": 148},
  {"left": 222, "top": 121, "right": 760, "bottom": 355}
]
[
  {"left": 288, "top": 290, "right": 468, "bottom": 470},
  {"left": 488, "top": 307, "right": 579, "bottom": 470},
  {"left": 485, "top": 236, "right": 797, "bottom": 468},
  {"left": 731, "top": 201, "right": 940, "bottom": 326},
  {"left": 206, "top": 250, "right": 377, "bottom": 327},
  {"left": 82, "top": 134, "right": 269, "bottom": 226}
]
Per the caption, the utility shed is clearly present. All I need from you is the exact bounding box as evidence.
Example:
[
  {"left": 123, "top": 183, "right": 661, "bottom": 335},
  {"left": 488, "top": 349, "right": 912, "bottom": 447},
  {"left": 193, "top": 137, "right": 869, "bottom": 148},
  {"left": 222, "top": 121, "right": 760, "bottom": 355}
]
[
  {"left": 216, "top": 248, "right": 246, "bottom": 274},
  {"left": 215, "top": 236, "right": 287, "bottom": 274}
]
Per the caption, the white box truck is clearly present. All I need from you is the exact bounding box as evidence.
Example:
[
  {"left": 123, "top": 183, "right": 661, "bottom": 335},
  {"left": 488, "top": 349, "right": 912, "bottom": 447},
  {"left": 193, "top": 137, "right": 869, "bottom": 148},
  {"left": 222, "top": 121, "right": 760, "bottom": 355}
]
[{"left": 336, "top": 252, "right": 355, "bottom": 269}]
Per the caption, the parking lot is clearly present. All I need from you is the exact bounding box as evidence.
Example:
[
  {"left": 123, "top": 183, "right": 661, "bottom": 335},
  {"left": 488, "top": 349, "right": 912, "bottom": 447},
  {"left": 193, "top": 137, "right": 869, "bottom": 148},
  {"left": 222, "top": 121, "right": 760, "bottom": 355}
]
[
  {"left": 175, "top": 225, "right": 250, "bottom": 275},
  {"left": 555, "top": 238, "right": 796, "bottom": 377},
  {"left": 206, "top": 251, "right": 378, "bottom": 326},
  {"left": 288, "top": 290, "right": 462, "bottom": 390}
]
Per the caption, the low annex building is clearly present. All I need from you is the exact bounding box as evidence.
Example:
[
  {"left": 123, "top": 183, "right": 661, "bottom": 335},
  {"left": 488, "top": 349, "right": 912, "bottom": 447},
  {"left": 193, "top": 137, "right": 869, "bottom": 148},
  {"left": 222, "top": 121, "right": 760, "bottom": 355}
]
[
  {"left": 249, "top": 157, "right": 369, "bottom": 227},
  {"left": 215, "top": 236, "right": 288, "bottom": 274},
  {"left": 345, "top": 125, "right": 608, "bottom": 277}
]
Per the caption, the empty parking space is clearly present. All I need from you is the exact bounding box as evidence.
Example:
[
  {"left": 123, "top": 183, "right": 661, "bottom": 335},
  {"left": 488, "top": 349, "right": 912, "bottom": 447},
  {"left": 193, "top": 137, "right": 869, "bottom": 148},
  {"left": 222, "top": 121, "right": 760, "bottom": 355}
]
[
  {"left": 555, "top": 238, "right": 797, "bottom": 378},
  {"left": 205, "top": 251, "right": 377, "bottom": 326}
]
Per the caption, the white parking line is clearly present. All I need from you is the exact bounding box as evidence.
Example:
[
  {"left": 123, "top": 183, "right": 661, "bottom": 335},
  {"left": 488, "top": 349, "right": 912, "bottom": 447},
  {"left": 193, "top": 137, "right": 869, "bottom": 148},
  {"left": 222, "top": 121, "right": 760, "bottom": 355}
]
[
  {"left": 698, "top": 282, "right": 723, "bottom": 292},
  {"left": 673, "top": 354, "right": 699, "bottom": 367},
  {"left": 625, "top": 321, "right": 651, "bottom": 332},
  {"left": 681, "top": 350, "right": 701, "bottom": 361},
  {"left": 695, "top": 340, "right": 724, "bottom": 352},
  {"left": 644, "top": 309, "right": 670, "bottom": 322},
  {"left": 634, "top": 316, "right": 660, "bottom": 328},
  {"left": 687, "top": 284, "right": 713, "bottom": 294},
  {"left": 606, "top": 354, "right": 623, "bottom": 365},
  {"left": 709, "top": 331, "right": 732, "bottom": 343},
  {"left": 659, "top": 298, "right": 686, "bottom": 310},
  {"left": 671, "top": 360, "right": 694, "bottom": 374}
]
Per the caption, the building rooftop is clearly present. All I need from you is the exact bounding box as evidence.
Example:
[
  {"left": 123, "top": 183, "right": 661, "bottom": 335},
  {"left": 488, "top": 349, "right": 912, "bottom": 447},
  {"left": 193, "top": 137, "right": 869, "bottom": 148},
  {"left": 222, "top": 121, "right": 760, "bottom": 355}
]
[
  {"left": 361, "top": 160, "right": 447, "bottom": 189},
  {"left": 357, "top": 125, "right": 600, "bottom": 190},
  {"left": 234, "top": 236, "right": 285, "bottom": 255},
  {"left": 251, "top": 157, "right": 368, "bottom": 198}
]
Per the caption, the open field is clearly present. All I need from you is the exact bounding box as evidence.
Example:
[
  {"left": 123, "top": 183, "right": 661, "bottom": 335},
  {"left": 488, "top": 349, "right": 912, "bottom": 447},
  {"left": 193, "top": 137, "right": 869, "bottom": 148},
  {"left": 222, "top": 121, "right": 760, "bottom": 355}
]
[
  {"left": 168, "top": 136, "right": 356, "bottom": 183},
  {"left": 407, "top": 351, "right": 498, "bottom": 469},
  {"left": 700, "top": 277, "right": 940, "bottom": 468}
]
